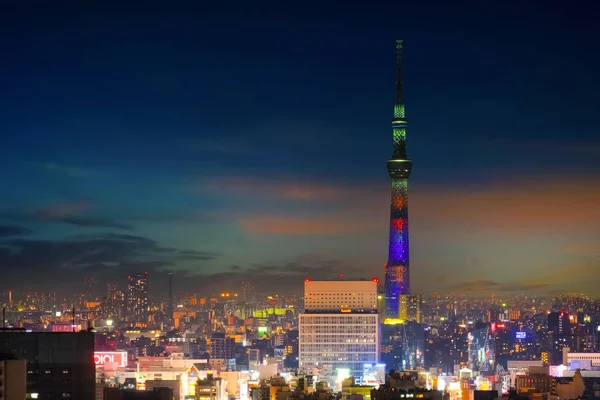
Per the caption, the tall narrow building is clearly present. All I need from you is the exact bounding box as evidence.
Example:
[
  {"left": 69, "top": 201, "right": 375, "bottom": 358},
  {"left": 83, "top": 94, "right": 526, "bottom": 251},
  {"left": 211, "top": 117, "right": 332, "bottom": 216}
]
[
  {"left": 127, "top": 272, "right": 149, "bottom": 325},
  {"left": 168, "top": 272, "right": 173, "bottom": 324},
  {"left": 385, "top": 40, "right": 412, "bottom": 318}
]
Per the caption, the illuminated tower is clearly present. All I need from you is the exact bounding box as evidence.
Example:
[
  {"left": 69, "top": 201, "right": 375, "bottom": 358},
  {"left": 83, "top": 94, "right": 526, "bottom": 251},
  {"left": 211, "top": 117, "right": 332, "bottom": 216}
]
[{"left": 385, "top": 40, "right": 412, "bottom": 318}]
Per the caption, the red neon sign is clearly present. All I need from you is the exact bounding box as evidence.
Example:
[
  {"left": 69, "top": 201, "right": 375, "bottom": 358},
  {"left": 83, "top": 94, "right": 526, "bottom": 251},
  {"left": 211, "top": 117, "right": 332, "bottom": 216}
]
[{"left": 94, "top": 351, "right": 127, "bottom": 367}]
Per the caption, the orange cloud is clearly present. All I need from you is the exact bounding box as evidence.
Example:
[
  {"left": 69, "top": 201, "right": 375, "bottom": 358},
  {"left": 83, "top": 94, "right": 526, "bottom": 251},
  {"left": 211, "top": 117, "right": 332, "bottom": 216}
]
[
  {"left": 519, "top": 262, "right": 600, "bottom": 288},
  {"left": 199, "top": 177, "right": 347, "bottom": 201},
  {"left": 412, "top": 178, "right": 600, "bottom": 232},
  {"left": 201, "top": 175, "right": 600, "bottom": 236},
  {"left": 36, "top": 200, "right": 94, "bottom": 219},
  {"left": 240, "top": 216, "right": 364, "bottom": 235},
  {"left": 557, "top": 242, "right": 600, "bottom": 256}
]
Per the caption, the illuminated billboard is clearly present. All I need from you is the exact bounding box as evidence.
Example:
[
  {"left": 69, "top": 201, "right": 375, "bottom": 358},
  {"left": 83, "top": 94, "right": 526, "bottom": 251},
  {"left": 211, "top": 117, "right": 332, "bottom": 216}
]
[
  {"left": 257, "top": 326, "right": 268, "bottom": 335},
  {"left": 515, "top": 331, "right": 526, "bottom": 339},
  {"left": 94, "top": 351, "right": 128, "bottom": 367},
  {"left": 51, "top": 323, "right": 80, "bottom": 332}
]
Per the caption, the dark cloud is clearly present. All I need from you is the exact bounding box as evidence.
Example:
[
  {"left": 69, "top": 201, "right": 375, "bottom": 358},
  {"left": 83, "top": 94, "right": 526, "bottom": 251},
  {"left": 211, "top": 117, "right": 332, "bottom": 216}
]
[
  {"left": 179, "top": 138, "right": 251, "bottom": 155},
  {"left": 177, "top": 254, "right": 367, "bottom": 294},
  {"left": 3, "top": 201, "right": 134, "bottom": 230},
  {"left": 43, "top": 163, "right": 94, "bottom": 178},
  {"left": 52, "top": 216, "right": 134, "bottom": 230},
  {"left": 0, "top": 232, "right": 218, "bottom": 292},
  {"left": 0, "top": 225, "right": 32, "bottom": 237},
  {"left": 176, "top": 249, "right": 218, "bottom": 260},
  {"left": 446, "top": 280, "right": 549, "bottom": 294}
]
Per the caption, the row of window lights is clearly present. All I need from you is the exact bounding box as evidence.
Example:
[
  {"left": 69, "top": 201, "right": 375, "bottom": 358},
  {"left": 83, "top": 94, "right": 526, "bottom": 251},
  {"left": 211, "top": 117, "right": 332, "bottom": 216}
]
[{"left": 27, "top": 369, "right": 70, "bottom": 374}]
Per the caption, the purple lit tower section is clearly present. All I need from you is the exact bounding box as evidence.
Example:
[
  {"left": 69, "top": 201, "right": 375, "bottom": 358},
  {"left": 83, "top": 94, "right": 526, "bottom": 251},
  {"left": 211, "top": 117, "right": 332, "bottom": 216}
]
[{"left": 385, "top": 40, "right": 412, "bottom": 318}]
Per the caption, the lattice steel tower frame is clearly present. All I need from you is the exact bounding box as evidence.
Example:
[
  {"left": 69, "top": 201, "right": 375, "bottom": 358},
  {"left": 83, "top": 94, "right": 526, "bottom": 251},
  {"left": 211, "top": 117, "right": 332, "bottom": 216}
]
[{"left": 385, "top": 40, "right": 412, "bottom": 318}]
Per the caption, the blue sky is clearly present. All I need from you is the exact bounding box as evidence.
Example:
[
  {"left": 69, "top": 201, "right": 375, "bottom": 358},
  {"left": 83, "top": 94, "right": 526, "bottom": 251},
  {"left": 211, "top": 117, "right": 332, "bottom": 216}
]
[{"left": 0, "top": 1, "right": 599, "bottom": 297}]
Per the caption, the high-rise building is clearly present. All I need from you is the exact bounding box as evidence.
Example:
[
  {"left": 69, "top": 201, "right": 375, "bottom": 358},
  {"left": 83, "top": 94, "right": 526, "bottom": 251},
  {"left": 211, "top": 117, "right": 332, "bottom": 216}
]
[
  {"left": 402, "top": 320, "right": 425, "bottom": 369},
  {"left": 548, "top": 312, "right": 571, "bottom": 335},
  {"left": 84, "top": 276, "right": 93, "bottom": 296},
  {"left": 106, "top": 282, "right": 125, "bottom": 319},
  {"left": 399, "top": 294, "right": 422, "bottom": 323},
  {"left": 299, "top": 280, "right": 379, "bottom": 387},
  {"left": 242, "top": 280, "right": 256, "bottom": 303},
  {"left": 380, "top": 323, "right": 404, "bottom": 371},
  {"left": 127, "top": 273, "right": 149, "bottom": 324},
  {"left": 385, "top": 40, "right": 413, "bottom": 319},
  {"left": 210, "top": 332, "right": 235, "bottom": 360},
  {"left": 168, "top": 272, "right": 173, "bottom": 324},
  {"left": 468, "top": 326, "right": 495, "bottom": 374},
  {"left": 548, "top": 312, "right": 572, "bottom": 364},
  {"left": 0, "top": 331, "right": 95, "bottom": 400}
]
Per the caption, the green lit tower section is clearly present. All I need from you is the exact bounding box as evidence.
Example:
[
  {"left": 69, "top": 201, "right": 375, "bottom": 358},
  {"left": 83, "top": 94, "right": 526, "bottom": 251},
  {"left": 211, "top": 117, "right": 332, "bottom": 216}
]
[{"left": 385, "top": 40, "right": 412, "bottom": 318}]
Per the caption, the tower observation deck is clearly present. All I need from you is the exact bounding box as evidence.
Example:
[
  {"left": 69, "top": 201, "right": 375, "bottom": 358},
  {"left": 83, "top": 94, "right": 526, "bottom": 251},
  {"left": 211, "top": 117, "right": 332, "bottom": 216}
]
[{"left": 385, "top": 40, "right": 413, "bottom": 318}]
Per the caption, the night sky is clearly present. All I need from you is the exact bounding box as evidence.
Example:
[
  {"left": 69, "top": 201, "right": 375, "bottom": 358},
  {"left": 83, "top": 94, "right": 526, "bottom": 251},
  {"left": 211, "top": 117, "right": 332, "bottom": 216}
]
[{"left": 1, "top": 2, "right": 599, "bottom": 297}]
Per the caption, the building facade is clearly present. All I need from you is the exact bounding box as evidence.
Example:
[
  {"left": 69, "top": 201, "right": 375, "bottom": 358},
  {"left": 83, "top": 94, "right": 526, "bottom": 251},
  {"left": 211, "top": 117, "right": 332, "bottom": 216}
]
[
  {"left": 0, "top": 331, "right": 95, "bottom": 400},
  {"left": 210, "top": 333, "right": 235, "bottom": 360},
  {"left": 299, "top": 280, "right": 379, "bottom": 386}
]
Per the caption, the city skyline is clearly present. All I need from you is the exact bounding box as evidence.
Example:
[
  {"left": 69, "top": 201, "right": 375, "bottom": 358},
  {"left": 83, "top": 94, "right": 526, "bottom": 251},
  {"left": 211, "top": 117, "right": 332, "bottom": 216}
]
[{"left": 1, "top": 2, "right": 599, "bottom": 296}]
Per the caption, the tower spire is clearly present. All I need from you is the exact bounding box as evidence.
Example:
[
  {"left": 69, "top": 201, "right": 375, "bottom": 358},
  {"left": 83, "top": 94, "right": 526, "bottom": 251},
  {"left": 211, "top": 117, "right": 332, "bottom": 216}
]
[
  {"left": 392, "top": 40, "right": 407, "bottom": 160},
  {"left": 395, "top": 40, "right": 404, "bottom": 107}
]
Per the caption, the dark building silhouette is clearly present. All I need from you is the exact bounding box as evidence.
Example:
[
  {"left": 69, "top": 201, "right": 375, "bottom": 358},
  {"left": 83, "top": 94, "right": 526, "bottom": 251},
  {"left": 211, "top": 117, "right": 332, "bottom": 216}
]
[
  {"left": 548, "top": 312, "right": 572, "bottom": 364},
  {"left": 381, "top": 323, "right": 404, "bottom": 371},
  {"left": 104, "top": 387, "right": 173, "bottom": 400},
  {"left": 402, "top": 321, "right": 425, "bottom": 369},
  {"left": 0, "top": 331, "right": 95, "bottom": 400},
  {"left": 474, "top": 390, "right": 500, "bottom": 400},
  {"left": 548, "top": 312, "right": 571, "bottom": 335},
  {"left": 168, "top": 272, "right": 173, "bottom": 325}
]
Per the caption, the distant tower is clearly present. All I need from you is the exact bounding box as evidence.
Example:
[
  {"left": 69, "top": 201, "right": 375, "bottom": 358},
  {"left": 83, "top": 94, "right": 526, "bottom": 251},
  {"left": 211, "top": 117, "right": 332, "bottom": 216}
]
[
  {"left": 385, "top": 40, "right": 413, "bottom": 318},
  {"left": 84, "top": 276, "right": 94, "bottom": 301},
  {"left": 127, "top": 272, "right": 149, "bottom": 324},
  {"left": 242, "top": 280, "right": 256, "bottom": 303},
  {"left": 168, "top": 272, "right": 173, "bottom": 322}
]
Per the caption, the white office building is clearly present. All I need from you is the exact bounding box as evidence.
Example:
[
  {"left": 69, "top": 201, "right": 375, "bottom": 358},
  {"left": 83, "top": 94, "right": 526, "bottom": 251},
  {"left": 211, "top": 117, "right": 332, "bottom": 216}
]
[{"left": 299, "top": 280, "right": 380, "bottom": 388}]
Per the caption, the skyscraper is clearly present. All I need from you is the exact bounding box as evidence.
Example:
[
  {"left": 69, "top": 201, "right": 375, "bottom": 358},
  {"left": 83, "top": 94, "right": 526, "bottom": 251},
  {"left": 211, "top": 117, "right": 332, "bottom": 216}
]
[
  {"left": 299, "top": 280, "right": 379, "bottom": 387},
  {"left": 168, "top": 272, "right": 173, "bottom": 324},
  {"left": 385, "top": 40, "right": 412, "bottom": 318},
  {"left": 83, "top": 275, "right": 94, "bottom": 304},
  {"left": 127, "top": 272, "right": 148, "bottom": 324}
]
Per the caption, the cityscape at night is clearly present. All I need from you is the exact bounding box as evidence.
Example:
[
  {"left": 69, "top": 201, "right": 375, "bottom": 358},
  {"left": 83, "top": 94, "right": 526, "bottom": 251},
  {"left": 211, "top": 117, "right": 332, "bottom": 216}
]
[{"left": 1, "top": 2, "right": 599, "bottom": 400}]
